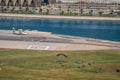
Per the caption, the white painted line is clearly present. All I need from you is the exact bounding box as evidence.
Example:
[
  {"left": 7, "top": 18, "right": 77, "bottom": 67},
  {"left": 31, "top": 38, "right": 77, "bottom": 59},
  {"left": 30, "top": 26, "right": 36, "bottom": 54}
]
[
  {"left": 27, "top": 45, "right": 50, "bottom": 50},
  {"left": 44, "top": 46, "right": 50, "bottom": 50}
]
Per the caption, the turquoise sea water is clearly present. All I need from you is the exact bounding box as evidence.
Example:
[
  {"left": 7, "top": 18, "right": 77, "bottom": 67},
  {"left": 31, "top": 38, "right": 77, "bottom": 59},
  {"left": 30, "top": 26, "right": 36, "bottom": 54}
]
[{"left": 0, "top": 18, "right": 120, "bottom": 42}]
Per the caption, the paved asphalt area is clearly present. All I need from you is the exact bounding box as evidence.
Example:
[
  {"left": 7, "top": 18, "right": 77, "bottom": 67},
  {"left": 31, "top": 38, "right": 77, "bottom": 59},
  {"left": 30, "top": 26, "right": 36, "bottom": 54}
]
[{"left": 0, "top": 35, "right": 73, "bottom": 43}]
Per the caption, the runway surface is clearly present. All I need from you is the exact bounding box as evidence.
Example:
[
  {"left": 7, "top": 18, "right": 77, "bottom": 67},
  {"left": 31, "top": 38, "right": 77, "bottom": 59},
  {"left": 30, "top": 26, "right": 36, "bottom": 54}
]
[{"left": 0, "top": 30, "right": 120, "bottom": 50}]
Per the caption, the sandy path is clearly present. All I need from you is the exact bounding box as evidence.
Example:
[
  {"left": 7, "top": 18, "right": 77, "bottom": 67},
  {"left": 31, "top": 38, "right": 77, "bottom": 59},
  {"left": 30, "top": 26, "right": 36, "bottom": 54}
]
[{"left": 0, "top": 13, "right": 120, "bottom": 21}]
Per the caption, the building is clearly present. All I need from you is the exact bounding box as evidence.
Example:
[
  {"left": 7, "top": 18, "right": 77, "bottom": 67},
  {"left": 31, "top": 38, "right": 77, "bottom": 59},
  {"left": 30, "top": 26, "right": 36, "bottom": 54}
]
[
  {"left": 0, "top": 0, "right": 56, "bottom": 7},
  {"left": 49, "top": 0, "right": 56, "bottom": 4},
  {"left": 0, "top": 0, "right": 119, "bottom": 8},
  {"left": 0, "top": 0, "right": 56, "bottom": 12},
  {"left": 0, "top": 0, "right": 40, "bottom": 7},
  {"left": 56, "top": 0, "right": 80, "bottom": 3},
  {"left": 0, "top": 0, "right": 119, "bottom": 16},
  {"left": 56, "top": 0, "right": 120, "bottom": 4}
]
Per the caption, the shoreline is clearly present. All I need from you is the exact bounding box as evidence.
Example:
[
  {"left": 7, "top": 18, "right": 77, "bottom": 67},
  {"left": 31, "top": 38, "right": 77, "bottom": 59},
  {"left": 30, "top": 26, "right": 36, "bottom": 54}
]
[{"left": 0, "top": 13, "right": 120, "bottom": 21}]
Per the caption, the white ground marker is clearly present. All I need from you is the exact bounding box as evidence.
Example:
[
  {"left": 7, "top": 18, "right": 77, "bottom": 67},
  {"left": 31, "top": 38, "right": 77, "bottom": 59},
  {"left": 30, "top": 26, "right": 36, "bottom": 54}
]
[{"left": 27, "top": 45, "right": 50, "bottom": 50}]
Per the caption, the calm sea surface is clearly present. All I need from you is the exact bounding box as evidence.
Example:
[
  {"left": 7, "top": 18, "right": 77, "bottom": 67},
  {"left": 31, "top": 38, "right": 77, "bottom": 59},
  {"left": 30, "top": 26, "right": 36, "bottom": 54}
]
[{"left": 0, "top": 18, "right": 120, "bottom": 42}]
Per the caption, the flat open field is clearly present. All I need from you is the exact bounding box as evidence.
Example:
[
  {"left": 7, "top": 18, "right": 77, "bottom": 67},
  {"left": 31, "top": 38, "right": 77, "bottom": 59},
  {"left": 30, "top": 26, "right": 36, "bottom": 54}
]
[{"left": 0, "top": 49, "right": 120, "bottom": 80}]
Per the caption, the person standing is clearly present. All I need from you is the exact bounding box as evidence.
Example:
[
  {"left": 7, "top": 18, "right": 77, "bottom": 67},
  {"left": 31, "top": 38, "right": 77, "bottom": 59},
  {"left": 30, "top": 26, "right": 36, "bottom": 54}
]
[{"left": 12, "top": 27, "right": 16, "bottom": 34}]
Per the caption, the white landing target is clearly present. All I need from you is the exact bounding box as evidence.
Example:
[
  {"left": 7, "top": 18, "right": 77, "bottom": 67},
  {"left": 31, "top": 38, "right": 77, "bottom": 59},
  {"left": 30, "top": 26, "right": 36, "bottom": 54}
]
[{"left": 27, "top": 45, "right": 50, "bottom": 50}]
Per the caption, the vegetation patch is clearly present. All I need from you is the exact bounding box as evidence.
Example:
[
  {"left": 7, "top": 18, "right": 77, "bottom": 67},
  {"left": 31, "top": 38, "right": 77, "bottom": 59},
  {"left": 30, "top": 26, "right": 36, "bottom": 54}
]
[{"left": 0, "top": 49, "right": 120, "bottom": 80}]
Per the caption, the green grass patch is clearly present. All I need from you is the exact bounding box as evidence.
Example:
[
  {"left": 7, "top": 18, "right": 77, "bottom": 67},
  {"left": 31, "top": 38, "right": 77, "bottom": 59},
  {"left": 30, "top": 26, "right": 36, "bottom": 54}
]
[
  {"left": 81, "top": 14, "right": 93, "bottom": 16},
  {"left": 98, "top": 14, "right": 116, "bottom": 17},
  {"left": 0, "top": 49, "right": 120, "bottom": 80},
  {"left": 60, "top": 12, "right": 78, "bottom": 16}
]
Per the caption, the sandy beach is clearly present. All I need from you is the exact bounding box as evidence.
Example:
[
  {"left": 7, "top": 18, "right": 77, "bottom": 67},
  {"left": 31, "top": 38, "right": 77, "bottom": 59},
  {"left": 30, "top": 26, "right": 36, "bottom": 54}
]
[
  {"left": 0, "top": 30, "right": 120, "bottom": 51},
  {"left": 0, "top": 13, "right": 120, "bottom": 21}
]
